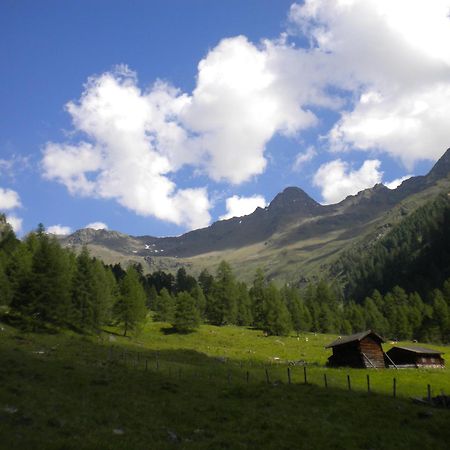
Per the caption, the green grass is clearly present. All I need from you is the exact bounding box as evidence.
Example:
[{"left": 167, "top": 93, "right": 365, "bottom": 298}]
[{"left": 1, "top": 320, "right": 450, "bottom": 449}]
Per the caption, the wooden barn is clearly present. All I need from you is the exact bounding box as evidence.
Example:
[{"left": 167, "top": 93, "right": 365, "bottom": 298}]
[
  {"left": 325, "top": 330, "right": 386, "bottom": 368},
  {"left": 386, "top": 346, "right": 445, "bottom": 368}
]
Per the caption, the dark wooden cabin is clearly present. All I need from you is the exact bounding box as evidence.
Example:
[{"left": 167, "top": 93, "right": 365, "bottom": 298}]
[
  {"left": 325, "top": 330, "right": 386, "bottom": 368},
  {"left": 386, "top": 346, "right": 445, "bottom": 368}
]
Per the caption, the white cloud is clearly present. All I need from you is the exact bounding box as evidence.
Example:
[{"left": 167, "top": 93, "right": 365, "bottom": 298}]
[
  {"left": 219, "top": 195, "right": 267, "bottom": 220},
  {"left": 47, "top": 225, "right": 72, "bottom": 235},
  {"left": 289, "top": 0, "right": 450, "bottom": 167},
  {"left": 384, "top": 175, "right": 413, "bottom": 190},
  {"left": 42, "top": 68, "right": 211, "bottom": 231},
  {"left": 85, "top": 221, "right": 108, "bottom": 230},
  {"left": 0, "top": 187, "right": 21, "bottom": 210},
  {"left": 313, "top": 159, "right": 383, "bottom": 204},
  {"left": 5, "top": 215, "right": 22, "bottom": 234},
  {"left": 41, "top": 1, "right": 450, "bottom": 230},
  {"left": 292, "top": 146, "right": 317, "bottom": 171},
  {"left": 182, "top": 36, "right": 323, "bottom": 183}
]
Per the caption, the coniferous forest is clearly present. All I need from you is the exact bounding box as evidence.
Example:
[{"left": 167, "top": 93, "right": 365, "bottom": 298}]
[{"left": 1, "top": 213, "right": 450, "bottom": 343}]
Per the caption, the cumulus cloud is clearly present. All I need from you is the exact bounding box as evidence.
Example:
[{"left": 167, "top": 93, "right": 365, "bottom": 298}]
[
  {"left": 85, "top": 222, "right": 108, "bottom": 230},
  {"left": 47, "top": 225, "right": 72, "bottom": 235},
  {"left": 42, "top": 68, "right": 210, "bottom": 230},
  {"left": 384, "top": 175, "right": 413, "bottom": 190},
  {"left": 219, "top": 194, "right": 267, "bottom": 220},
  {"left": 0, "top": 187, "right": 21, "bottom": 210},
  {"left": 42, "top": 1, "right": 450, "bottom": 230},
  {"left": 313, "top": 159, "right": 383, "bottom": 204},
  {"left": 290, "top": 0, "right": 450, "bottom": 166},
  {"left": 292, "top": 146, "right": 317, "bottom": 171}
]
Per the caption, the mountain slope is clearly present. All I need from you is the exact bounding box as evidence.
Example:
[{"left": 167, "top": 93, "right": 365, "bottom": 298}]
[{"left": 60, "top": 148, "right": 450, "bottom": 284}]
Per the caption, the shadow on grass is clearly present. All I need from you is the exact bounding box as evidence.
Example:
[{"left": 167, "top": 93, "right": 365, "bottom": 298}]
[
  {"left": 160, "top": 326, "right": 197, "bottom": 335},
  {"left": 1, "top": 321, "right": 450, "bottom": 450}
]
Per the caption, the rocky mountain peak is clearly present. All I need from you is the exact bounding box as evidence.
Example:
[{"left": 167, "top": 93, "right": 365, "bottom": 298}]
[
  {"left": 268, "top": 186, "right": 322, "bottom": 215},
  {"left": 427, "top": 148, "right": 450, "bottom": 180}
]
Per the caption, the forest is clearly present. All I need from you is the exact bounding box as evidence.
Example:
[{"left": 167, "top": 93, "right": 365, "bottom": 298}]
[{"left": 1, "top": 215, "right": 449, "bottom": 343}]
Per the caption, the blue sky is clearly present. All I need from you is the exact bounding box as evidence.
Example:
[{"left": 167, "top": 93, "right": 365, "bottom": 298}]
[{"left": 1, "top": 0, "right": 449, "bottom": 237}]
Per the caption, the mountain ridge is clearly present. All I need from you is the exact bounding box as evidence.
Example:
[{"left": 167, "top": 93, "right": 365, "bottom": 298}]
[{"left": 59, "top": 147, "right": 450, "bottom": 283}]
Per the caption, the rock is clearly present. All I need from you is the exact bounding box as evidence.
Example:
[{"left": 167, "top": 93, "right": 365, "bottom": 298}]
[{"left": 113, "top": 428, "right": 124, "bottom": 435}]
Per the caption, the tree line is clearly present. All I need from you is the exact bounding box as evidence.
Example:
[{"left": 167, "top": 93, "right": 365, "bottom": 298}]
[
  {"left": 1, "top": 217, "right": 449, "bottom": 342},
  {"left": 337, "top": 193, "right": 450, "bottom": 302},
  {"left": 0, "top": 222, "right": 147, "bottom": 336}
]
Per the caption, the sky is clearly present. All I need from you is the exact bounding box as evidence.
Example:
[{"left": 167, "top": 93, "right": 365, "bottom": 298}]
[{"left": 1, "top": 0, "right": 450, "bottom": 237}]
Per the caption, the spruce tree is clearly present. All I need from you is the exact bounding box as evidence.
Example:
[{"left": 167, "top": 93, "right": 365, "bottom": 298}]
[
  {"left": 153, "top": 287, "right": 175, "bottom": 322},
  {"left": 115, "top": 267, "right": 147, "bottom": 336},
  {"left": 236, "top": 282, "right": 252, "bottom": 326},
  {"left": 26, "top": 231, "right": 73, "bottom": 325},
  {"left": 173, "top": 291, "right": 201, "bottom": 332},
  {"left": 190, "top": 284, "right": 207, "bottom": 319},
  {"left": 209, "top": 261, "right": 238, "bottom": 325},
  {"left": 263, "top": 283, "right": 292, "bottom": 336},
  {"left": 250, "top": 268, "right": 266, "bottom": 328}
]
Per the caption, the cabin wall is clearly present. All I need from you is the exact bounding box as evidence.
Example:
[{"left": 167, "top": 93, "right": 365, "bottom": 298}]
[
  {"left": 329, "top": 342, "right": 364, "bottom": 368},
  {"left": 358, "top": 337, "right": 386, "bottom": 368},
  {"left": 386, "top": 348, "right": 445, "bottom": 367}
]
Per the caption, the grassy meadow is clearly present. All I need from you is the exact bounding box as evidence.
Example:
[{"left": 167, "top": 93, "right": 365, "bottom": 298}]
[{"left": 1, "top": 319, "right": 450, "bottom": 449}]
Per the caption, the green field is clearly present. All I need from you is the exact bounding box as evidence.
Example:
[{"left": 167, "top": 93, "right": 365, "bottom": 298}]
[{"left": 1, "top": 319, "right": 450, "bottom": 449}]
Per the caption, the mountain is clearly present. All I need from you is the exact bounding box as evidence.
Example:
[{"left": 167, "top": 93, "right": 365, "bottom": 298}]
[{"left": 60, "top": 148, "right": 450, "bottom": 284}]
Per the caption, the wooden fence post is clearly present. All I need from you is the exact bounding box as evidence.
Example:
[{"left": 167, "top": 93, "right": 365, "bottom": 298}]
[
  {"left": 324, "top": 373, "right": 328, "bottom": 388},
  {"left": 265, "top": 368, "right": 270, "bottom": 384},
  {"left": 246, "top": 371, "right": 250, "bottom": 384},
  {"left": 347, "top": 374, "right": 351, "bottom": 391},
  {"left": 287, "top": 367, "right": 291, "bottom": 385},
  {"left": 393, "top": 378, "right": 397, "bottom": 398},
  {"left": 303, "top": 366, "right": 307, "bottom": 384},
  {"left": 367, "top": 374, "right": 370, "bottom": 393}
]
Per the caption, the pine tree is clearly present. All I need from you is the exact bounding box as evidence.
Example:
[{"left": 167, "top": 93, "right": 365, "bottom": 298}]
[
  {"left": 209, "top": 261, "right": 238, "bottom": 325},
  {"left": 250, "top": 268, "right": 266, "bottom": 328},
  {"left": 26, "top": 231, "right": 73, "bottom": 325},
  {"left": 190, "top": 284, "right": 207, "bottom": 319},
  {"left": 147, "top": 285, "right": 158, "bottom": 310},
  {"left": 198, "top": 269, "right": 214, "bottom": 296},
  {"left": 282, "top": 286, "right": 304, "bottom": 336},
  {"left": 0, "top": 256, "right": 13, "bottom": 306},
  {"left": 153, "top": 287, "right": 175, "bottom": 322},
  {"left": 172, "top": 291, "right": 201, "bottom": 332},
  {"left": 236, "top": 282, "right": 252, "bottom": 326},
  {"left": 175, "top": 267, "right": 197, "bottom": 293},
  {"left": 71, "top": 247, "right": 97, "bottom": 330},
  {"left": 263, "top": 283, "right": 292, "bottom": 336},
  {"left": 115, "top": 267, "right": 147, "bottom": 336}
]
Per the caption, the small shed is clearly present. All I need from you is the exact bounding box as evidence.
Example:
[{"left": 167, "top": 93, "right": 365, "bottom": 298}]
[
  {"left": 325, "top": 330, "right": 386, "bottom": 368},
  {"left": 386, "top": 346, "right": 445, "bottom": 368}
]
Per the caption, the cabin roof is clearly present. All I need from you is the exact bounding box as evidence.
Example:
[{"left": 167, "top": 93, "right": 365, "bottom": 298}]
[
  {"left": 387, "top": 345, "right": 443, "bottom": 355},
  {"left": 325, "top": 330, "right": 385, "bottom": 349}
]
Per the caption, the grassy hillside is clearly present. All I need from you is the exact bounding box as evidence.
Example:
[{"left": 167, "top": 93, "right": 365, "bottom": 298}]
[{"left": 2, "top": 319, "right": 450, "bottom": 449}]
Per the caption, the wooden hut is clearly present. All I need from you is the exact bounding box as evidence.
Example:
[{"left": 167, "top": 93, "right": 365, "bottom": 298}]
[
  {"left": 386, "top": 346, "right": 445, "bottom": 368},
  {"left": 325, "top": 330, "right": 386, "bottom": 368}
]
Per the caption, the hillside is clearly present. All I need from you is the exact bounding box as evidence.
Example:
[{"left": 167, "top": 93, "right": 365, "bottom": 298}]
[
  {"left": 1, "top": 321, "right": 450, "bottom": 449},
  {"left": 59, "top": 148, "right": 450, "bottom": 284}
]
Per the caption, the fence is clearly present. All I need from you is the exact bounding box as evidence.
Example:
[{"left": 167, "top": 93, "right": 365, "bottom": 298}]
[{"left": 96, "top": 345, "right": 443, "bottom": 403}]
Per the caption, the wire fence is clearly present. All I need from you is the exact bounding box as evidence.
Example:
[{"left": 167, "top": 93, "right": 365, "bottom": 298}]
[{"left": 92, "top": 345, "right": 446, "bottom": 404}]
